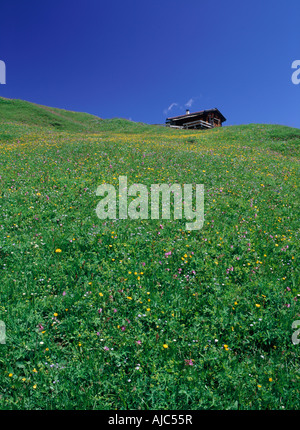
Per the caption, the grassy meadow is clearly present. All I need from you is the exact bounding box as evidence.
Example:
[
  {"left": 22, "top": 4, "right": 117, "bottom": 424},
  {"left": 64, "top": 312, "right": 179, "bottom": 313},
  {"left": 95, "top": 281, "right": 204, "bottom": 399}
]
[{"left": 0, "top": 97, "right": 299, "bottom": 409}]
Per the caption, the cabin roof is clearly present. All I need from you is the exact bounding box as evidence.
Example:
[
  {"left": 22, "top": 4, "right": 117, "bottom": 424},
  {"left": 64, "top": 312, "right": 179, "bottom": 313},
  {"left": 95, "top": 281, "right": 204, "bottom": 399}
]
[{"left": 166, "top": 108, "right": 226, "bottom": 123}]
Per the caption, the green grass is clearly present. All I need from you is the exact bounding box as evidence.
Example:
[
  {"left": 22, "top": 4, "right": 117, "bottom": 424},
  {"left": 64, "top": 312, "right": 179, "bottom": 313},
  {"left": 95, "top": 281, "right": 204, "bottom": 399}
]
[
  {"left": 0, "top": 96, "right": 171, "bottom": 134},
  {"left": 0, "top": 98, "right": 299, "bottom": 410}
]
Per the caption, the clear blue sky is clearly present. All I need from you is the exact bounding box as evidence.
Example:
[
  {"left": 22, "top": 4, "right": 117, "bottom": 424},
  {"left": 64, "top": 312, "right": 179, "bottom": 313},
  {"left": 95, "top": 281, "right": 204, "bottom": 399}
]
[{"left": 0, "top": 0, "right": 299, "bottom": 127}]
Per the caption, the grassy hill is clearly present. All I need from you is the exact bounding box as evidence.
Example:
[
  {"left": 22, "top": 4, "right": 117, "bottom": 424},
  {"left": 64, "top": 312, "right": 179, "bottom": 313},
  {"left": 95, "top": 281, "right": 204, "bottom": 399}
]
[
  {"left": 0, "top": 98, "right": 299, "bottom": 410},
  {"left": 0, "top": 96, "right": 161, "bottom": 134}
]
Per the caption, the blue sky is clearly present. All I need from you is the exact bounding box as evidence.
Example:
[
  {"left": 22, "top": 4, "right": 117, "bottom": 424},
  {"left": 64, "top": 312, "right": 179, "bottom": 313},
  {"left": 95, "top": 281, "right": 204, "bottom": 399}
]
[{"left": 0, "top": 0, "right": 299, "bottom": 127}]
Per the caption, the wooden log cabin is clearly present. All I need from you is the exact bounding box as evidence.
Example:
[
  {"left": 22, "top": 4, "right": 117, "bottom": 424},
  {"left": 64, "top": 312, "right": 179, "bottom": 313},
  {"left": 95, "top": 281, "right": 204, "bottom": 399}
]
[{"left": 165, "top": 108, "right": 226, "bottom": 130}]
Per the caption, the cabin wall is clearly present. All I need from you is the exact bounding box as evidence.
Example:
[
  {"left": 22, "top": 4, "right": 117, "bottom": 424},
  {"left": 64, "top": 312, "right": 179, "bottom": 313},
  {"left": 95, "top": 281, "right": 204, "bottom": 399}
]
[{"left": 208, "top": 112, "right": 222, "bottom": 127}]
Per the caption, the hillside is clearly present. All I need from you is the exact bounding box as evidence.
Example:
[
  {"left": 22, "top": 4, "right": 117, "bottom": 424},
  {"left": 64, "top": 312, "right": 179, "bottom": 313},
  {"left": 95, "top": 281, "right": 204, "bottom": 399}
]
[
  {"left": 1, "top": 96, "right": 300, "bottom": 154},
  {"left": 0, "top": 98, "right": 299, "bottom": 410},
  {"left": 0, "top": 96, "right": 160, "bottom": 134}
]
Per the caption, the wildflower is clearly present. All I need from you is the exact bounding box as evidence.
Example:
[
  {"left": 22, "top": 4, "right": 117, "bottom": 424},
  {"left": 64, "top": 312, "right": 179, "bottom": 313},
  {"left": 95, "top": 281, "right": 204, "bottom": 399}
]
[
  {"left": 55, "top": 249, "right": 62, "bottom": 253},
  {"left": 33, "top": 385, "right": 37, "bottom": 389},
  {"left": 8, "top": 373, "right": 13, "bottom": 377},
  {"left": 53, "top": 313, "right": 58, "bottom": 317},
  {"left": 269, "top": 378, "right": 273, "bottom": 382},
  {"left": 255, "top": 304, "right": 261, "bottom": 308},
  {"left": 163, "top": 344, "right": 168, "bottom": 349}
]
